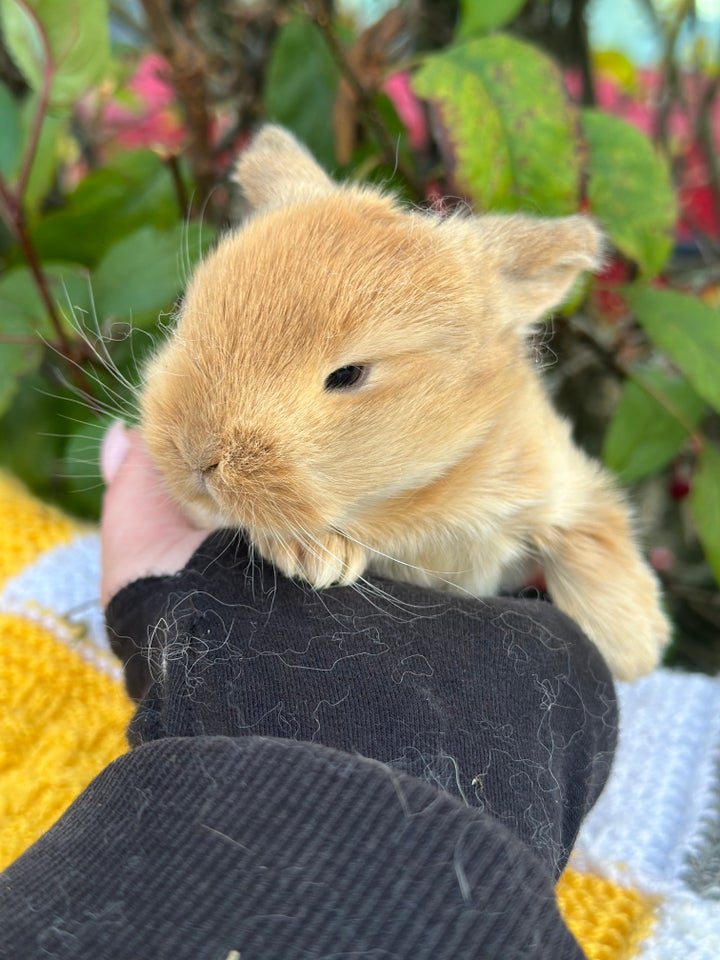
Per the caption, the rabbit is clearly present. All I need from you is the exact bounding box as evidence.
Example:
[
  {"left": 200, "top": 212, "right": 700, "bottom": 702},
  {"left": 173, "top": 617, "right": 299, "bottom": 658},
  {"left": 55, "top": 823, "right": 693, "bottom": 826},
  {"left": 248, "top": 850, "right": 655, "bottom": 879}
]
[{"left": 140, "top": 125, "right": 670, "bottom": 681}]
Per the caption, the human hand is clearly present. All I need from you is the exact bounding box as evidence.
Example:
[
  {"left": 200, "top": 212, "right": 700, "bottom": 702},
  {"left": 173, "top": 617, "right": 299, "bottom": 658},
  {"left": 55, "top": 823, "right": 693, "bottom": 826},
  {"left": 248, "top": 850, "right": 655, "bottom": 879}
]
[{"left": 100, "top": 422, "right": 210, "bottom": 606}]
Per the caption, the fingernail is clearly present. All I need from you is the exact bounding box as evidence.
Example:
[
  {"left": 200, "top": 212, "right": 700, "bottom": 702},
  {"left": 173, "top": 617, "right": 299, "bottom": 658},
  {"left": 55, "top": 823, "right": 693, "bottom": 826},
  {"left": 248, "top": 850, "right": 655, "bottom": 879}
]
[{"left": 101, "top": 420, "right": 130, "bottom": 484}]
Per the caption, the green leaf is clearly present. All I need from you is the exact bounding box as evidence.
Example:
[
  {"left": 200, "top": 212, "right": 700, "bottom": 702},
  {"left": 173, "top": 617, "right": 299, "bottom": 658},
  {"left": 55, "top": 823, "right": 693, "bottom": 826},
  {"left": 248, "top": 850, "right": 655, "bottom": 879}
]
[
  {"left": 457, "top": 0, "right": 526, "bottom": 36},
  {"left": 0, "top": 0, "right": 110, "bottom": 107},
  {"left": 0, "top": 265, "right": 51, "bottom": 335},
  {"left": 92, "top": 223, "right": 209, "bottom": 321},
  {"left": 114, "top": 149, "right": 188, "bottom": 233},
  {"left": 626, "top": 285, "right": 720, "bottom": 413},
  {"left": 61, "top": 414, "right": 111, "bottom": 518},
  {"left": 0, "top": 368, "right": 66, "bottom": 497},
  {"left": 413, "top": 34, "right": 580, "bottom": 214},
  {"left": 28, "top": 169, "right": 128, "bottom": 265},
  {"left": 0, "top": 84, "right": 65, "bottom": 209},
  {"left": 0, "top": 262, "right": 92, "bottom": 338},
  {"left": 582, "top": 109, "right": 676, "bottom": 276},
  {"left": 603, "top": 368, "right": 705, "bottom": 483},
  {"left": 18, "top": 101, "right": 67, "bottom": 210},
  {"left": 28, "top": 150, "right": 181, "bottom": 266},
  {"left": 265, "top": 16, "right": 338, "bottom": 170},
  {"left": 690, "top": 443, "right": 720, "bottom": 583},
  {"left": 0, "top": 83, "right": 22, "bottom": 177},
  {"left": 0, "top": 339, "right": 42, "bottom": 414}
]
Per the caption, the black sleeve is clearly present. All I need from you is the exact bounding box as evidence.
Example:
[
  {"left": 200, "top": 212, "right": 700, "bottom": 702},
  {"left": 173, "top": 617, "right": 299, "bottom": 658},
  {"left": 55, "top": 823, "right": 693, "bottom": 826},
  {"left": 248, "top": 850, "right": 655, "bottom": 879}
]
[
  {"left": 106, "top": 529, "right": 617, "bottom": 879},
  {"left": 1, "top": 734, "right": 589, "bottom": 960},
  {"left": 2, "top": 530, "right": 616, "bottom": 959}
]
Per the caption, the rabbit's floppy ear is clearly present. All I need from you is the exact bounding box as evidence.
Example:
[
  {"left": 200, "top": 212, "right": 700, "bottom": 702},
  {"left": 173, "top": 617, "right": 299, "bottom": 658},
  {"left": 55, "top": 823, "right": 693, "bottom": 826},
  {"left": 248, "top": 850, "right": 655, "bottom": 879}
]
[
  {"left": 474, "top": 213, "right": 605, "bottom": 327},
  {"left": 233, "top": 125, "right": 334, "bottom": 213}
]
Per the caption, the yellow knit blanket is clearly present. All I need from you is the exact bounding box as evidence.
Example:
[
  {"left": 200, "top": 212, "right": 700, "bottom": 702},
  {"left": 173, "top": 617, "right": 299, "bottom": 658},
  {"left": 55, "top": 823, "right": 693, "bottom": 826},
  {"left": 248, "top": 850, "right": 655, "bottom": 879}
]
[{"left": 2, "top": 471, "right": 718, "bottom": 958}]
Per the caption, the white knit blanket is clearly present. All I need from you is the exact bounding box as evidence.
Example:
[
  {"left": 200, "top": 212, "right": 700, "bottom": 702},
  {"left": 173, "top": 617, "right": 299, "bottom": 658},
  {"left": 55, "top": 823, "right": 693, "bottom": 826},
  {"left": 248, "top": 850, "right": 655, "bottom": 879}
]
[{"left": 572, "top": 669, "right": 720, "bottom": 957}]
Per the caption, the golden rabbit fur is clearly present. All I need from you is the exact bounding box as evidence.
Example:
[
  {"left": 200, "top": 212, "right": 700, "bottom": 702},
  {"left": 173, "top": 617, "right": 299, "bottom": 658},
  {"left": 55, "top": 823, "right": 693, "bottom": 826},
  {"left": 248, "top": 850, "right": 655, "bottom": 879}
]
[{"left": 141, "top": 125, "right": 670, "bottom": 681}]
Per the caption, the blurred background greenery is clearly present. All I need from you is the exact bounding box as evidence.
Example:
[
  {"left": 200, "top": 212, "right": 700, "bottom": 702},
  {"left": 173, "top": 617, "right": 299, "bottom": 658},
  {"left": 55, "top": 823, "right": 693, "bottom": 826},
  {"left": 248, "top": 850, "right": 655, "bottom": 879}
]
[{"left": 0, "top": 0, "right": 719, "bottom": 669}]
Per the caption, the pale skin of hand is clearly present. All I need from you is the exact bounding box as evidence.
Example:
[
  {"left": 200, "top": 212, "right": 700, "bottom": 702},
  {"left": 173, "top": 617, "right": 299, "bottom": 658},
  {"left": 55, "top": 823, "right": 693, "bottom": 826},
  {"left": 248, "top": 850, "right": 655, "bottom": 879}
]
[{"left": 100, "top": 422, "right": 210, "bottom": 607}]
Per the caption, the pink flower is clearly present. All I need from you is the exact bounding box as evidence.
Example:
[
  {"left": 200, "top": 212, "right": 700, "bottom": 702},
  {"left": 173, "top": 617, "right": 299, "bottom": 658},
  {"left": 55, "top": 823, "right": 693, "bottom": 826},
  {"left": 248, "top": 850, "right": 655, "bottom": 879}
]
[
  {"left": 384, "top": 72, "right": 428, "bottom": 150},
  {"left": 101, "top": 54, "right": 186, "bottom": 152}
]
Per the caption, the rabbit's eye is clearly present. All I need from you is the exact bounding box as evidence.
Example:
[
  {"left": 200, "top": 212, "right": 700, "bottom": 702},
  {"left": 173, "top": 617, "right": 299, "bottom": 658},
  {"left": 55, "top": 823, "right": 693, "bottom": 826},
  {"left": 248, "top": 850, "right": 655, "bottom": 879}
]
[{"left": 324, "top": 365, "right": 367, "bottom": 390}]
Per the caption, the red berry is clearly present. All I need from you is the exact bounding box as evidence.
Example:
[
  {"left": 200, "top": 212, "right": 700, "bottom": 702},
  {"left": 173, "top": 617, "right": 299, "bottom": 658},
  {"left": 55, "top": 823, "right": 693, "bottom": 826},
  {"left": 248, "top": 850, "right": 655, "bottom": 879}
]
[{"left": 670, "top": 476, "right": 691, "bottom": 499}]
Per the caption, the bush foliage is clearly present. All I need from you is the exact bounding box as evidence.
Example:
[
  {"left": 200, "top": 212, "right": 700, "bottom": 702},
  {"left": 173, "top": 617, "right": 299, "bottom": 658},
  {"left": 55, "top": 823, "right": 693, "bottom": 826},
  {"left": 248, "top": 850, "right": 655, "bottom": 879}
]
[{"left": 0, "top": 0, "right": 719, "bottom": 666}]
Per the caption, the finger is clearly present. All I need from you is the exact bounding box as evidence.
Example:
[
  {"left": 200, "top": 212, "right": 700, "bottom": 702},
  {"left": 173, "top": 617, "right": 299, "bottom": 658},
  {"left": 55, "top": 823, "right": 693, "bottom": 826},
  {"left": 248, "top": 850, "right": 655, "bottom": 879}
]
[
  {"left": 101, "top": 419, "right": 130, "bottom": 485},
  {"left": 100, "top": 424, "right": 208, "bottom": 606},
  {"left": 102, "top": 425, "right": 190, "bottom": 532}
]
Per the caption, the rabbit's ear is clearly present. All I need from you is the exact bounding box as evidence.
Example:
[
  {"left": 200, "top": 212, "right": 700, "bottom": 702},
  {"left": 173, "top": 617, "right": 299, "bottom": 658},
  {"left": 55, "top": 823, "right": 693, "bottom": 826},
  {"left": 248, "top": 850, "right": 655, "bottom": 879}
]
[
  {"left": 233, "top": 125, "right": 334, "bottom": 213},
  {"left": 475, "top": 214, "right": 606, "bottom": 327}
]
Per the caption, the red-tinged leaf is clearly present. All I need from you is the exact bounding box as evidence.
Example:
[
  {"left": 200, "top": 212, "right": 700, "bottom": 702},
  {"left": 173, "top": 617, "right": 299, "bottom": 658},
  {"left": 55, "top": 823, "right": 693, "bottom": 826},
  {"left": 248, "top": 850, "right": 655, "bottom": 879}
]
[{"left": 413, "top": 34, "right": 580, "bottom": 215}]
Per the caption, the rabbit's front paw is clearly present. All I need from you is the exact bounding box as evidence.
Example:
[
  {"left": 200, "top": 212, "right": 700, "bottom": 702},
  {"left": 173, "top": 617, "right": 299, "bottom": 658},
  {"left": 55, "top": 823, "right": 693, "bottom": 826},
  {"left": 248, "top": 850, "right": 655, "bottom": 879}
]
[
  {"left": 254, "top": 530, "right": 368, "bottom": 588},
  {"left": 578, "top": 577, "right": 671, "bottom": 681},
  {"left": 544, "top": 547, "right": 671, "bottom": 681}
]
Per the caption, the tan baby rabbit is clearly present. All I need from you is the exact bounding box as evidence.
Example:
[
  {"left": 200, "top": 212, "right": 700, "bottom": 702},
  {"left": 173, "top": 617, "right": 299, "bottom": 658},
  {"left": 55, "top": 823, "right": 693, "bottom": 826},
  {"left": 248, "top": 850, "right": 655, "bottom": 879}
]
[{"left": 141, "top": 125, "right": 670, "bottom": 681}]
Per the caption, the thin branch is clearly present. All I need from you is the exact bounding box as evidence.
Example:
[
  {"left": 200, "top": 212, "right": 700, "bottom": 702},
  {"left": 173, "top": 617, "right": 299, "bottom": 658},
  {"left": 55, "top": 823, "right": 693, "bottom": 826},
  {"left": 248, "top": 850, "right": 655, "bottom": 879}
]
[
  {"left": 696, "top": 73, "right": 720, "bottom": 240},
  {"left": 13, "top": 210, "right": 74, "bottom": 357},
  {"left": 138, "top": 0, "right": 216, "bottom": 212},
  {"left": 654, "top": 0, "right": 695, "bottom": 151},
  {"left": 7, "top": 209, "right": 103, "bottom": 411},
  {"left": 0, "top": 8, "right": 72, "bottom": 355},
  {"left": 305, "top": 0, "right": 425, "bottom": 197},
  {"left": 567, "top": 309, "right": 705, "bottom": 447},
  {"left": 569, "top": 0, "right": 595, "bottom": 106},
  {"left": 13, "top": 0, "right": 54, "bottom": 200},
  {"left": 0, "top": 176, "right": 102, "bottom": 411},
  {"left": 0, "top": 171, "right": 73, "bottom": 358},
  {"left": 164, "top": 154, "right": 190, "bottom": 219},
  {"left": 0, "top": 171, "right": 17, "bottom": 224}
]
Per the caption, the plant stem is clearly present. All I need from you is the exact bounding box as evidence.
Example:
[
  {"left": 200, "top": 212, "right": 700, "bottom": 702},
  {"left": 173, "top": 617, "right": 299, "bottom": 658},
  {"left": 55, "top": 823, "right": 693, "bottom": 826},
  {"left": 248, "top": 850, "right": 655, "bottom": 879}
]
[
  {"left": 14, "top": 0, "right": 54, "bottom": 200},
  {"left": 12, "top": 212, "right": 74, "bottom": 353},
  {"left": 696, "top": 73, "right": 720, "bottom": 239},
  {"left": 567, "top": 310, "right": 705, "bottom": 447},
  {"left": 139, "top": 0, "right": 216, "bottom": 213},
  {"left": 0, "top": 175, "right": 71, "bottom": 357},
  {"left": 0, "top": 186, "right": 102, "bottom": 410},
  {"left": 164, "top": 154, "right": 190, "bottom": 219},
  {"left": 305, "top": 0, "right": 425, "bottom": 198},
  {"left": 0, "top": 173, "right": 16, "bottom": 225},
  {"left": 654, "top": 0, "right": 694, "bottom": 152},
  {"left": 569, "top": 0, "right": 595, "bottom": 106},
  {"left": 0, "top": 2, "right": 74, "bottom": 359},
  {"left": 0, "top": 160, "right": 101, "bottom": 411}
]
